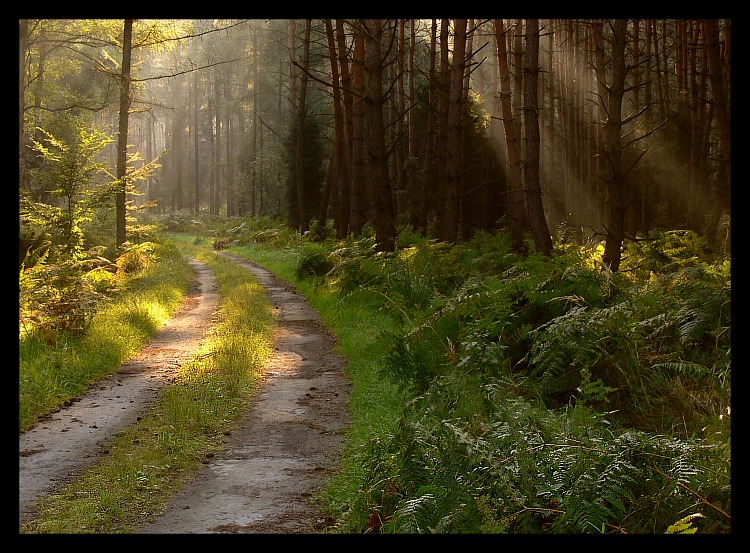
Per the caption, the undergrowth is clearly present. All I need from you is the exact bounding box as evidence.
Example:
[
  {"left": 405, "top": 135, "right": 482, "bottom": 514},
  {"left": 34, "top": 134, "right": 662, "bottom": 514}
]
[{"left": 193, "top": 219, "right": 732, "bottom": 534}]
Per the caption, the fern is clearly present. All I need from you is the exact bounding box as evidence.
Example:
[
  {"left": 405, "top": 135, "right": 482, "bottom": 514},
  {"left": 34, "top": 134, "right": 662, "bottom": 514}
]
[{"left": 665, "top": 513, "right": 704, "bottom": 534}]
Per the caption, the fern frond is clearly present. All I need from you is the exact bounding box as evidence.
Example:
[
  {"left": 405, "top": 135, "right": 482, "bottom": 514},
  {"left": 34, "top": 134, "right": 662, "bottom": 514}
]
[
  {"left": 665, "top": 513, "right": 704, "bottom": 534},
  {"left": 651, "top": 361, "right": 711, "bottom": 379}
]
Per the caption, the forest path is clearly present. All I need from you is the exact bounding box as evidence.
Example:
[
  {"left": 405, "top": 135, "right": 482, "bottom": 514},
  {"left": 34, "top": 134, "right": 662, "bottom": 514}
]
[
  {"left": 140, "top": 252, "right": 350, "bottom": 533},
  {"left": 19, "top": 257, "right": 220, "bottom": 525},
  {"left": 19, "top": 252, "right": 351, "bottom": 534}
]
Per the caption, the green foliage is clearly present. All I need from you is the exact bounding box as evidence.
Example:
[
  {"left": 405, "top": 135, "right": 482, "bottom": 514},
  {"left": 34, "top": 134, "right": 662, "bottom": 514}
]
[
  {"left": 339, "top": 372, "right": 730, "bottom": 534},
  {"left": 157, "top": 210, "right": 203, "bottom": 233},
  {"left": 622, "top": 230, "right": 718, "bottom": 277},
  {"left": 22, "top": 115, "right": 114, "bottom": 262},
  {"left": 665, "top": 513, "right": 704, "bottom": 534},
  {"left": 158, "top": 221, "right": 731, "bottom": 534},
  {"left": 270, "top": 225, "right": 729, "bottom": 533},
  {"left": 295, "top": 242, "right": 334, "bottom": 280},
  {"left": 115, "top": 242, "right": 158, "bottom": 275}
]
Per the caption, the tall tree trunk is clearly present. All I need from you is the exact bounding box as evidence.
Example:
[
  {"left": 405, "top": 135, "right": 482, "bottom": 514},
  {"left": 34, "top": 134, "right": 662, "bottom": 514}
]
[
  {"left": 703, "top": 19, "right": 731, "bottom": 250},
  {"left": 407, "top": 19, "right": 418, "bottom": 229},
  {"left": 212, "top": 68, "right": 222, "bottom": 215},
  {"left": 296, "top": 19, "right": 312, "bottom": 233},
  {"left": 420, "top": 19, "right": 438, "bottom": 234},
  {"left": 493, "top": 19, "right": 525, "bottom": 253},
  {"left": 704, "top": 19, "right": 731, "bottom": 188},
  {"left": 116, "top": 18, "right": 133, "bottom": 249},
  {"left": 19, "top": 19, "right": 27, "bottom": 188},
  {"left": 252, "top": 26, "right": 259, "bottom": 216},
  {"left": 686, "top": 20, "right": 705, "bottom": 233},
  {"left": 335, "top": 20, "right": 353, "bottom": 236},
  {"left": 523, "top": 19, "right": 553, "bottom": 257},
  {"left": 394, "top": 19, "right": 406, "bottom": 220},
  {"left": 171, "top": 78, "right": 184, "bottom": 211},
  {"left": 322, "top": 19, "right": 343, "bottom": 233},
  {"left": 434, "top": 19, "right": 451, "bottom": 235},
  {"left": 207, "top": 78, "right": 216, "bottom": 215},
  {"left": 225, "top": 78, "right": 235, "bottom": 218},
  {"left": 441, "top": 18, "right": 467, "bottom": 243},
  {"left": 362, "top": 19, "right": 396, "bottom": 252},
  {"left": 596, "top": 19, "right": 628, "bottom": 272},
  {"left": 350, "top": 27, "right": 366, "bottom": 235},
  {"left": 192, "top": 65, "right": 200, "bottom": 213}
]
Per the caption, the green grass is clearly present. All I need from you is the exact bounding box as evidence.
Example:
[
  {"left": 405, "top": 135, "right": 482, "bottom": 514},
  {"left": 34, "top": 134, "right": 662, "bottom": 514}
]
[{"left": 20, "top": 239, "right": 275, "bottom": 534}]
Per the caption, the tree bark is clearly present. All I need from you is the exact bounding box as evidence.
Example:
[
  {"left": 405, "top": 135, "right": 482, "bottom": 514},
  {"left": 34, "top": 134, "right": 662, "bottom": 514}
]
[
  {"left": 704, "top": 19, "right": 730, "bottom": 185},
  {"left": 362, "top": 19, "right": 396, "bottom": 252},
  {"left": 350, "top": 26, "right": 367, "bottom": 236},
  {"left": 213, "top": 67, "right": 222, "bottom": 216},
  {"left": 252, "top": 25, "right": 259, "bottom": 216},
  {"left": 395, "top": 19, "right": 406, "bottom": 220},
  {"left": 322, "top": 19, "right": 343, "bottom": 233},
  {"left": 420, "top": 19, "right": 438, "bottom": 234},
  {"left": 116, "top": 19, "right": 133, "bottom": 249},
  {"left": 296, "top": 19, "right": 312, "bottom": 233},
  {"left": 407, "top": 19, "right": 418, "bottom": 229},
  {"left": 523, "top": 19, "right": 553, "bottom": 257},
  {"left": 192, "top": 63, "right": 200, "bottom": 213},
  {"left": 225, "top": 77, "right": 235, "bottom": 218},
  {"left": 596, "top": 19, "right": 628, "bottom": 272},
  {"left": 335, "top": 20, "right": 353, "bottom": 236},
  {"left": 441, "top": 18, "right": 467, "bottom": 243},
  {"left": 493, "top": 19, "right": 525, "bottom": 253}
]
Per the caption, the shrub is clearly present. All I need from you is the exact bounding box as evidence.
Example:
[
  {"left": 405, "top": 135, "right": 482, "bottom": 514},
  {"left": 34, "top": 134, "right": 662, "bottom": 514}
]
[{"left": 295, "top": 242, "right": 334, "bottom": 280}]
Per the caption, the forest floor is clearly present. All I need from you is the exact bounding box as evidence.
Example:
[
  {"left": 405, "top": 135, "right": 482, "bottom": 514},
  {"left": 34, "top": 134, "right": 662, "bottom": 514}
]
[{"left": 19, "top": 252, "right": 351, "bottom": 534}]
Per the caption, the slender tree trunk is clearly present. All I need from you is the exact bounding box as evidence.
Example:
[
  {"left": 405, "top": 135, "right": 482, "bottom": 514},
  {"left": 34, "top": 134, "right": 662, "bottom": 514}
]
[
  {"left": 686, "top": 20, "right": 705, "bottom": 233},
  {"left": 350, "top": 27, "right": 366, "bottom": 235},
  {"left": 362, "top": 19, "right": 396, "bottom": 252},
  {"left": 207, "top": 79, "right": 216, "bottom": 215},
  {"left": 296, "top": 19, "right": 312, "bottom": 233},
  {"left": 116, "top": 19, "right": 133, "bottom": 248},
  {"left": 323, "top": 19, "right": 343, "bottom": 233},
  {"left": 434, "top": 19, "right": 450, "bottom": 234},
  {"left": 335, "top": 20, "right": 353, "bottom": 236},
  {"left": 596, "top": 19, "right": 628, "bottom": 272},
  {"left": 193, "top": 66, "right": 200, "bottom": 213},
  {"left": 441, "top": 18, "right": 467, "bottom": 243},
  {"left": 494, "top": 19, "right": 525, "bottom": 253},
  {"left": 213, "top": 68, "right": 222, "bottom": 215},
  {"left": 408, "top": 19, "right": 418, "bottom": 229},
  {"left": 171, "top": 80, "right": 184, "bottom": 211},
  {"left": 252, "top": 26, "right": 259, "bottom": 216},
  {"left": 225, "top": 80, "right": 235, "bottom": 218},
  {"left": 460, "top": 19, "right": 473, "bottom": 241},
  {"left": 420, "top": 19, "right": 437, "bottom": 234},
  {"left": 19, "top": 19, "right": 27, "bottom": 188},
  {"left": 523, "top": 19, "right": 553, "bottom": 256},
  {"left": 395, "top": 19, "right": 406, "bottom": 220}
]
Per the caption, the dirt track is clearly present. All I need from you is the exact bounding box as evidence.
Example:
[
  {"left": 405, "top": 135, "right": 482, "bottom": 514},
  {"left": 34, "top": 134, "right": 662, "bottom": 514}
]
[{"left": 19, "top": 253, "right": 351, "bottom": 533}]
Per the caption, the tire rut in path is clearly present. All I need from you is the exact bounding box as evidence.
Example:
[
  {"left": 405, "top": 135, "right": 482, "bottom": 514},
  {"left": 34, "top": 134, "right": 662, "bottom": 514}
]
[
  {"left": 140, "top": 252, "right": 351, "bottom": 534},
  {"left": 19, "top": 257, "right": 221, "bottom": 525}
]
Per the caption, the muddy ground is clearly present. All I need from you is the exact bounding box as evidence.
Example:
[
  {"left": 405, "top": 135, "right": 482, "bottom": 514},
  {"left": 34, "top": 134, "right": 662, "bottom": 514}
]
[{"left": 19, "top": 253, "right": 351, "bottom": 534}]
